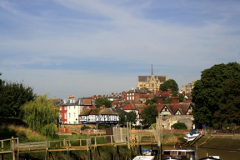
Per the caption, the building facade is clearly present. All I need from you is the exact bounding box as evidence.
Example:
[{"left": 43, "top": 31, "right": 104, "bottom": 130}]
[{"left": 137, "top": 65, "right": 167, "bottom": 92}]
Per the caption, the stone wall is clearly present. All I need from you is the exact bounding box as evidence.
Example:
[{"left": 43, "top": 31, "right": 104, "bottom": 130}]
[{"left": 161, "top": 115, "right": 194, "bottom": 129}]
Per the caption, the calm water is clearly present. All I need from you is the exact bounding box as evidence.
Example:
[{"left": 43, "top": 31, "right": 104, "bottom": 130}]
[{"left": 163, "top": 146, "right": 240, "bottom": 160}]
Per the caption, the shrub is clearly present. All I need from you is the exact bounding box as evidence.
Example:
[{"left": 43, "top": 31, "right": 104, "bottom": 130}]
[
  {"left": 98, "top": 124, "right": 111, "bottom": 129},
  {"left": 230, "top": 123, "right": 236, "bottom": 127},
  {"left": 149, "top": 123, "right": 156, "bottom": 129},
  {"left": 81, "top": 125, "right": 91, "bottom": 130},
  {"left": 213, "top": 123, "right": 219, "bottom": 129},
  {"left": 171, "top": 122, "right": 187, "bottom": 129},
  {"left": 40, "top": 123, "right": 57, "bottom": 138}
]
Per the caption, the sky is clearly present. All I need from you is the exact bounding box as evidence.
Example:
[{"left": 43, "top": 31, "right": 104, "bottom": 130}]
[{"left": 1, "top": 0, "right": 240, "bottom": 99}]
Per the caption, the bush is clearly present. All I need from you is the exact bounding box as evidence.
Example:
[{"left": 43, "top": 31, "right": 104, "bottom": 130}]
[
  {"left": 171, "top": 123, "right": 187, "bottom": 129},
  {"left": 81, "top": 125, "right": 91, "bottom": 130},
  {"left": 230, "top": 123, "right": 236, "bottom": 127},
  {"left": 98, "top": 124, "right": 111, "bottom": 129},
  {"left": 40, "top": 123, "right": 57, "bottom": 138},
  {"left": 149, "top": 123, "right": 156, "bottom": 129},
  {"left": 213, "top": 123, "right": 219, "bottom": 129}
]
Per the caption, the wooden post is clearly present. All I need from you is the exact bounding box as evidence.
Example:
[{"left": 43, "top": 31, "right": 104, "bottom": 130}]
[
  {"left": 95, "top": 137, "right": 97, "bottom": 147},
  {"left": 63, "top": 139, "right": 66, "bottom": 146},
  {"left": 111, "top": 135, "right": 113, "bottom": 145},
  {"left": 1, "top": 140, "right": 3, "bottom": 151},
  {"left": 17, "top": 137, "right": 19, "bottom": 160},
  {"left": 80, "top": 139, "right": 82, "bottom": 146},
  {"left": 120, "top": 128, "right": 123, "bottom": 142},
  {"left": 45, "top": 148, "right": 48, "bottom": 160},
  {"left": 29, "top": 142, "right": 30, "bottom": 152},
  {"left": 12, "top": 137, "right": 15, "bottom": 160}
]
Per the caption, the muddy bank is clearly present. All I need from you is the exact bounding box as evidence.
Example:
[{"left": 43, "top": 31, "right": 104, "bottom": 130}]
[{"left": 163, "top": 134, "right": 240, "bottom": 151}]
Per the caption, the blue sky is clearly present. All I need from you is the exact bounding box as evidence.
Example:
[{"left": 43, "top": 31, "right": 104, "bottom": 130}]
[{"left": 1, "top": 0, "right": 240, "bottom": 98}]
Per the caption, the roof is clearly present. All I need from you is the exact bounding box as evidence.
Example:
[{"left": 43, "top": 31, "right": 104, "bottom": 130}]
[
  {"left": 79, "top": 108, "right": 127, "bottom": 116},
  {"left": 138, "top": 76, "right": 167, "bottom": 82},
  {"left": 156, "top": 103, "right": 193, "bottom": 115}
]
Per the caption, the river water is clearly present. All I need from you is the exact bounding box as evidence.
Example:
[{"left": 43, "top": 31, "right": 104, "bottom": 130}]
[{"left": 162, "top": 146, "right": 240, "bottom": 160}]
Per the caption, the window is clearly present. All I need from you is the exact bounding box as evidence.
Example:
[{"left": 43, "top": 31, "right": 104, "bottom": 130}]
[
  {"left": 74, "top": 113, "right": 76, "bottom": 118},
  {"left": 65, "top": 107, "right": 67, "bottom": 110},
  {"left": 130, "top": 97, "right": 131, "bottom": 100},
  {"left": 64, "top": 113, "right": 67, "bottom": 119},
  {"left": 127, "top": 97, "right": 129, "bottom": 100},
  {"left": 60, "top": 107, "right": 62, "bottom": 110},
  {"left": 69, "top": 113, "right": 71, "bottom": 118},
  {"left": 60, "top": 113, "right": 62, "bottom": 119},
  {"left": 74, "top": 106, "right": 76, "bottom": 109},
  {"left": 165, "top": 108, "right": 167, "bottom": 111},
  {"left": 132, "top": 96, "right": 134, "bottom": 100},
  {"left": 69, "top": 106, "right": 70, "bottom": 110}
]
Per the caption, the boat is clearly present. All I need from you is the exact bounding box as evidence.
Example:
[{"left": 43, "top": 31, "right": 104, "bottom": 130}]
[
  {"left": 162, "top": 149, "right": 195, "bottom": 160},
  {"left": 199, "top": 156, "right": 221, "bottom": 160},
  {"left": 184, "top": 129, "right": 202, "bottom": 142},
  {"left": 132, "top": 148, "right": 157, "bottom": 160}
]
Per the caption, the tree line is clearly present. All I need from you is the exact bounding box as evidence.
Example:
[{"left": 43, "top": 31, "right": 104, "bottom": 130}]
[{"left": 0, "top": 73, "right": 58, "bottom": 137}]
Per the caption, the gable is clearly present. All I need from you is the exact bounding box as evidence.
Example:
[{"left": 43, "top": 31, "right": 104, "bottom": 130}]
[
  {"left": 90, "top": 110, "right": 95, "bottom": 115},
  {"left": 175, "top": 110, "right": 182, "bottom": 115}
]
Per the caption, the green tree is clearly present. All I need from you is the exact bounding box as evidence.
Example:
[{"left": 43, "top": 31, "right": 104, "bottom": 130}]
[
  {"left": 21, "top": 94, "right": 58, "bottom": 137},
  {"left": 141, "top": 105, "right": 158, "bottom": 125},
  {"left": 171, "top": 122, "right": 187, "bottom": 129},
  {"left": 163, "top": 97, "right": 171, "bottom": 104},
  {"left": 0, "top": 76, "right": 36, "bottom": 118},
  {"left": 126, "top": 111, "right": 137, "bottom": 124},
  {"left": 179, "top": 95, "right": 184, "bottom": 102},
  {"left": 119, "top": 114, "right": 126, "bottom": 125},
  {"left": 160, "top": 79, "right": 179, "bottom": 92},
  {"left": 94, "top": 97, "right": 112, "bottom": 108},
  {"left": 215, "top": 79, "right": 240, "bottom": 124},
  {"left": 144, "top": 97, "right": 157, "bottom": 105},
  {"left": 192, "top": 62, "right": 240, "bottom": 125}
]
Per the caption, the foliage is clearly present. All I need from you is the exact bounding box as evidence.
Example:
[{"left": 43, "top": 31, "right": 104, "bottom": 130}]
[
  {"left": 126, "top": 111, "right": 137, "bottom": 124},
  {"left": 230, "top": 123, "right": 236, "bottom": 127},
  {"left": 98, "top": 123, "right": 111, "bottom": 129},
  {"left": 94, "top": 97, "right": 112, "bottom": 108},
  {"left": 215, "top": 79, "right": 240, "bottom": 123},
  {"left": 137, "top": 100, "right": 142, "bottom": 103},
  {"left": 179, "top": 95, "right": 184, "bottom": 102},
  {"left": 149, "top": 123, "right": 156, "bottom": 129},
  {"left": 163, "top": 97, "right": 172, "bottom": 104},
  {"left": 144, "top": 97, "right": 157, "bottom": 105},
  {"left": 141, "top": 105, "right": 158, "bottom": 125},
  {"left": 119, "top": 114, "right": 126, "bottom": 125},
  {"left": 21, "top": 94, "right": 58, "bottom": 137},
  {"left": 0, "top": 75, "right": 36, "bottom": 118},
  {"left": 213, "top": 123, "right": 219, "bottom": 129},
  {"left": 81, "top": 125, "right": 91, "bottom": 130},
  {"left": 192, "top": 62, "right": 240, "bottom": 124},
  {"left": 172, "top": 91, "right": 178, "bottom": 97},
  {"left": 171, "top": 122, "right": 187, "bottom": 129},
  {"left": 160, "top": 79, "right": 179, "bottom": 92}
]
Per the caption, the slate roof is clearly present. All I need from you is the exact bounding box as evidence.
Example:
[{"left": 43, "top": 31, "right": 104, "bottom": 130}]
[
  {"left": 138, "top": 76, "right": 167, "bottom": 82},
  {"left": 79, "top": 108, "right": 127, "bottom": 116}
]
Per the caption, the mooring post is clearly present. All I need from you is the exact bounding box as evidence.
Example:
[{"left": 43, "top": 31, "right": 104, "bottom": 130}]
[{"left": 12, "top": 137, "right": 15, "bottom": 160}]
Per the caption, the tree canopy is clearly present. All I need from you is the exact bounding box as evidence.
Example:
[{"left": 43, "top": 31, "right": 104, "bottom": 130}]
[
  {"left": 94, "top": 97, "right": 112, "bottom": 108},
  {"left": 160, "top": 79, "right": 179, "bottom": 92},
  {"left": 192, "top": 62, "right": 240, "bottom": 124},
  {"left": 141, "top": 105, "right": 158, "bottom": 125},
  {"left": 21, "top": 94, "right": 58, "bottom": 137},
  {"left": 215, "top": 79, "right": 240, "bottom": 123},
  {"left": 0, "top": 74, "right": 36, "bottom": 118},
  {"left": 126, "top": 111, "right": 137, "bottom": 124}
]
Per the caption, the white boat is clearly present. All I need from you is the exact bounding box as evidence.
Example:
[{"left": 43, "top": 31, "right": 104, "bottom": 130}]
[
  {"left": 132, "top": 148, "right": 156, "bottom": 160},
  {"left": 162, "top": 149, "right": 195, "bottom": 160},
  {"left": 184, "top": 129, "right": 201, "bottom": 142}
]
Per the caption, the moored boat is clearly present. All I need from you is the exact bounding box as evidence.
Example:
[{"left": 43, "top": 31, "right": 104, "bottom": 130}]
[
  {"left": 184, "top": 129, "right": 201, "bottom": 142},
  {"left": 162, "top": 149, "right": 195, "bottom": 160}
]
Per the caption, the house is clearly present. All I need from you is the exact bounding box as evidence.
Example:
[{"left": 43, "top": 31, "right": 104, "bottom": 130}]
[
  {"left": 79, "top": 108, "right": 126, "bottom": 125},
  {"left": 57, "top": 95, "right": 94, "bottom": 124},
  {"left": 121, "top": 102, "right": 147, "bottom": 126}
]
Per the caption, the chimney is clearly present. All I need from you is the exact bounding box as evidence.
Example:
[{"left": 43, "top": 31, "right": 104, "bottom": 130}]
[
  {"left": 183, "top": 98, "right": 191, "bottom": 103},
  {"left": 157, "top": 96, "right": 163, "bottom": 104},
  {"left": 171, "top": 97, "right": 179, "bottom": 104}
]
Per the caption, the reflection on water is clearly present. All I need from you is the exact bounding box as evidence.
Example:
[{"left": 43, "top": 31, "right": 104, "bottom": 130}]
[{"left": 163, "top": 146, "right": 240, "bottom": 160}]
